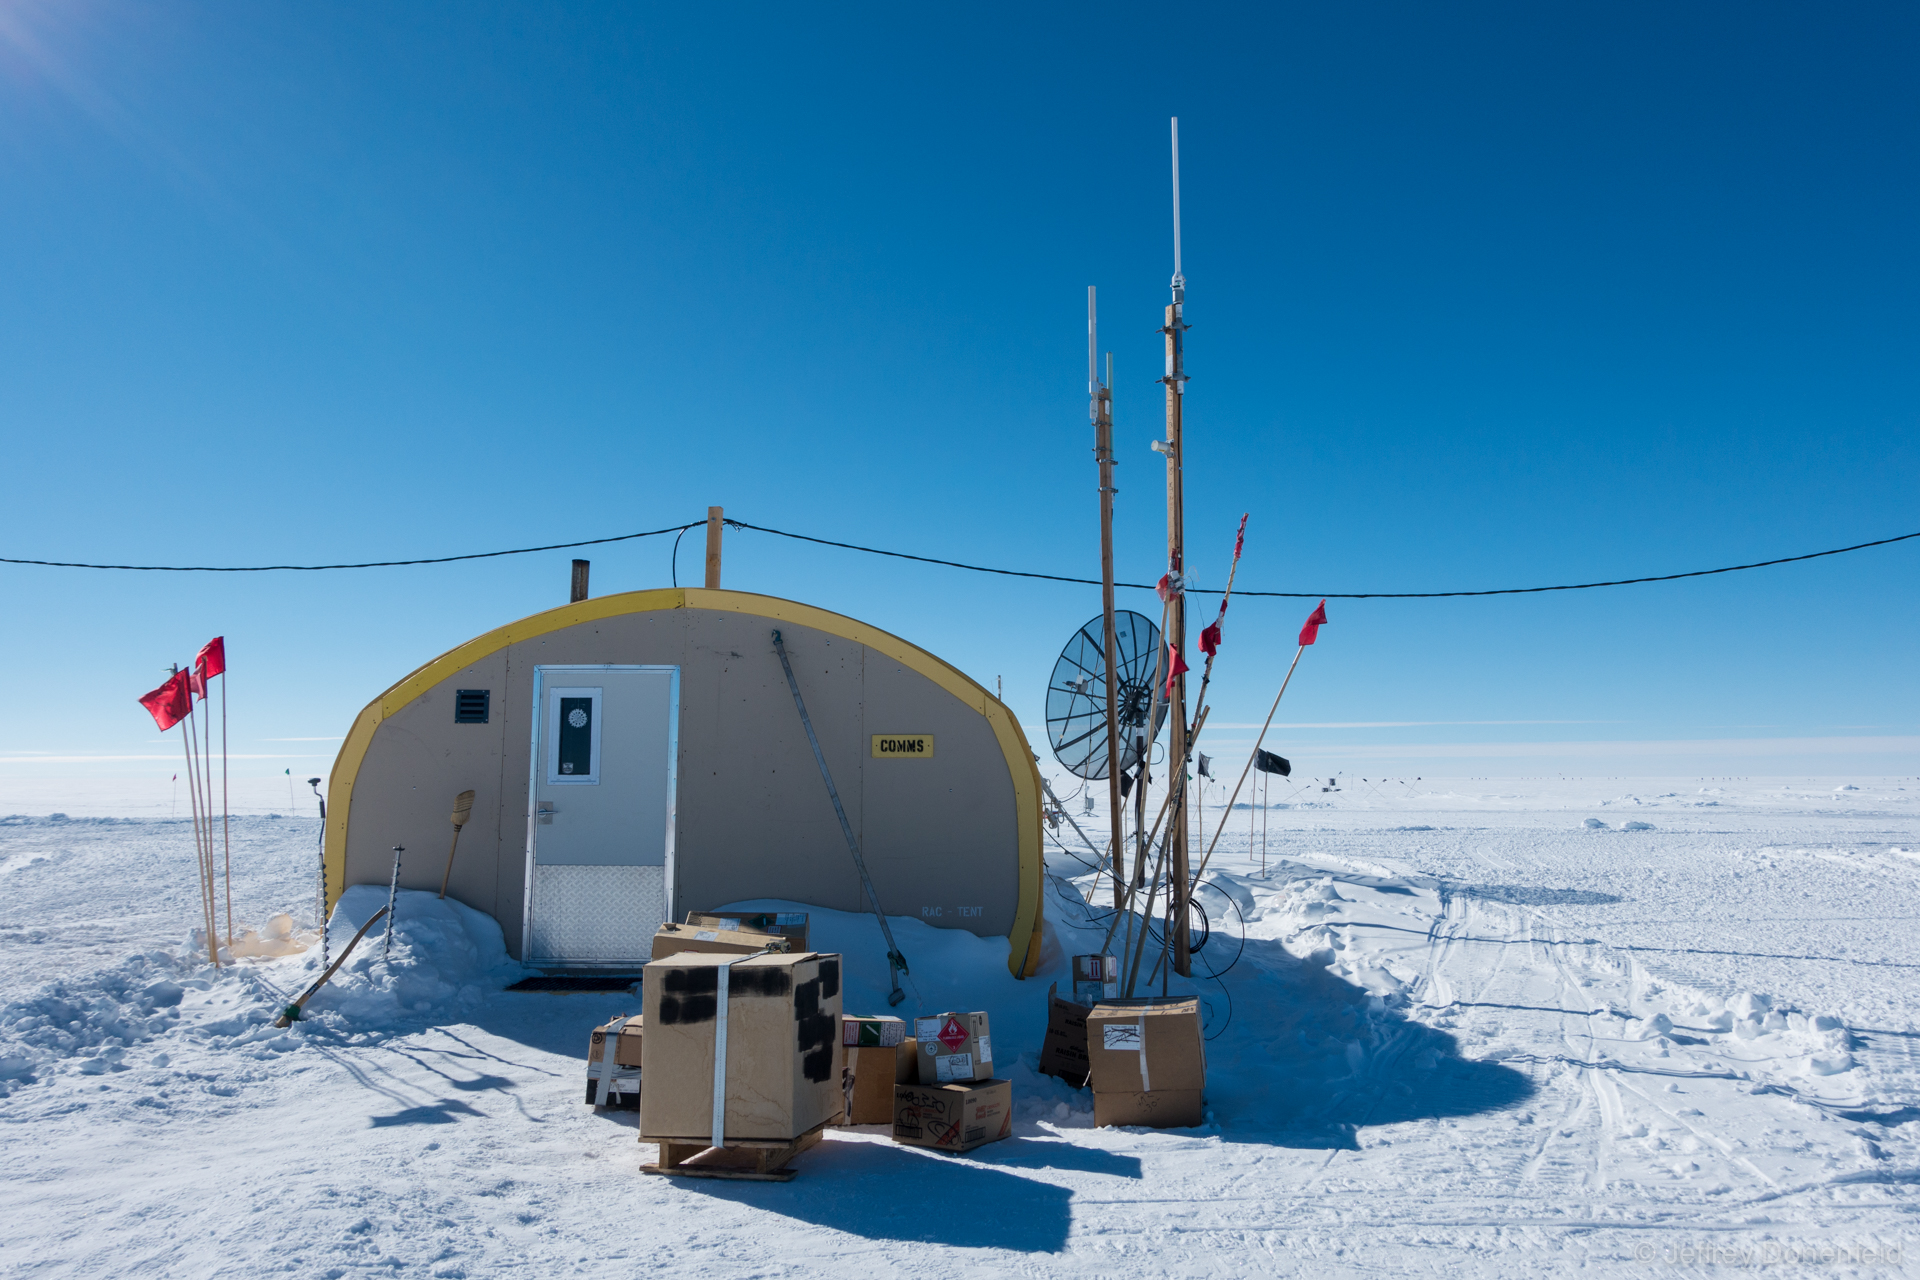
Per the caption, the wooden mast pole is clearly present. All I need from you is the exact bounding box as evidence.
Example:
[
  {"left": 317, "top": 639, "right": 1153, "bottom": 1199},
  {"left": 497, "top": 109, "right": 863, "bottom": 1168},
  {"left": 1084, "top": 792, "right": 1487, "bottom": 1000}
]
[
  {"left": 704, "top": 506, "right": 724, "bottom": 588},
  {"left": 1091, "top": 289, "right": 1125, "bottom": 909},
  {"left": 1163, "top": 117, "right": 1193, "bottom": 977}
]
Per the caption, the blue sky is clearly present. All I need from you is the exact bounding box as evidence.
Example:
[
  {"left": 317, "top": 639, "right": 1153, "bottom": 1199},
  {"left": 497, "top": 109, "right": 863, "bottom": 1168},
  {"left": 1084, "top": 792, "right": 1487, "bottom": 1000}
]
[{"left": 1, "top": 1, "right": 1915, "bottom": 783}]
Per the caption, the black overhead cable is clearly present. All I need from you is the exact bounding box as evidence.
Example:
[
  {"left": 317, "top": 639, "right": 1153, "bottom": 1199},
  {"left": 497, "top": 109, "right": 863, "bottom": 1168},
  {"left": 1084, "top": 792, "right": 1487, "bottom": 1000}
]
[
  {"left": 0, "top": 523, "right": 701, "bottom": 572},
  {"left": 2, "top": 517, "right": 1913, "bottom": 598},
  {"left": 725, "top": 520, "right": 1920, "bottom": 599}
]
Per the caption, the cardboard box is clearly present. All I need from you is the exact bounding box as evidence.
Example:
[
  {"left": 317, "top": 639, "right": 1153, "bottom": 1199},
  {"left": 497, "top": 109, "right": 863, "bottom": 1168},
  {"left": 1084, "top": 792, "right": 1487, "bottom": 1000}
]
[
  {"left": 650, "top": 921, "right": 791, "bottom": 961},
  {"left": 585, "top": 1014, "right": 643, "bottom": 1108},
  {"left": 1072, "top": 954, "right": 1120, "bottom": 1004},
  {"left": 1036, "top": 984, "right": 1091, "bottom": 1087},
  {"left": 687, "top": 911, "right": 810, "bottom": 955},
  {"left": 913, "top": 1011, "right": 993, "bottom": 1084},
  {"left": 1093, "top": 1088, "right": 1204, "bottom": 1128},
  {"left": 892, "top": 1079, "right": 1013, "bottom": 1154},
  {"left": 841, "top": 1039, "right": 917, "bottom": 1124},
  {"left": 1085, "top": 998, "right": 1206, "bottom": 1129},
  {"left": 639, "top": 950, "right": 843, "bottom": 1143},
  {"left": 842, "top": 1014, "right": 908, "bottom": 1047}
]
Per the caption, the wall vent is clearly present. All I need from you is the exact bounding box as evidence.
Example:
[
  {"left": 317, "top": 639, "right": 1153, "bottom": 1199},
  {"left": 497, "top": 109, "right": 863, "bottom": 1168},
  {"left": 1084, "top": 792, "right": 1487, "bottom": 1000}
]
[{"left": 455, "top": 689, "right": 490, "bottom": 724}]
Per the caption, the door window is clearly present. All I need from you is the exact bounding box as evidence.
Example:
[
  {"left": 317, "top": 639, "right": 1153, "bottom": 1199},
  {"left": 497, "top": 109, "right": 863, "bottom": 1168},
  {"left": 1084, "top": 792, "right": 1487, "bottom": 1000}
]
[{"left": 545, "top": 687, "right": 603, "bottom": 784}]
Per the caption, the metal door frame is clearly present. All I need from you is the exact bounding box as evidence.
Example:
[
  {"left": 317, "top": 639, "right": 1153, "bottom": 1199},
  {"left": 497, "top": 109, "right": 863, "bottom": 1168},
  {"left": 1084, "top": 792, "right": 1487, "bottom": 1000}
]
[{"left": 522, "top": 663, "right": 680, "bottom": 964}]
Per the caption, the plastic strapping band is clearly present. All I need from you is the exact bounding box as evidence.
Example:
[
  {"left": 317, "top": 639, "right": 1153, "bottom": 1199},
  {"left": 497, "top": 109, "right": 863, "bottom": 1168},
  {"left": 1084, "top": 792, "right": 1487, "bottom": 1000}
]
[
  {"left": 1136, "top": 1016, "right": 1150, "bottom": 1091},
  {"left": 711, "top": 956, "right": 744, "bottom": 1147},
  {"left": 593, "top": 1015, "right": 632, "bottom": 1101}
]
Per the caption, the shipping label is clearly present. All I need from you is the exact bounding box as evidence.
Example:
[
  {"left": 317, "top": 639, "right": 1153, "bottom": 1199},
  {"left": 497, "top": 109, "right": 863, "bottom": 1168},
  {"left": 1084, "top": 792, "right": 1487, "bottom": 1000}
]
[
  {"left": 1103, "top": 1024, "right": 1143, "bottom": 1050},
  {"left": 933, "top": 1052, "right": 973, "bottom": 1082}
]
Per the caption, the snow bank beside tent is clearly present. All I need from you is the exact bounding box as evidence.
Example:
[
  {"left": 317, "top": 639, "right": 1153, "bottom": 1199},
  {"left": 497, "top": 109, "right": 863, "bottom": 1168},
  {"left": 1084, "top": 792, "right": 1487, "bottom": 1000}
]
[
  {"left": 0, "top": 886, "right": 527, "bottom": 1095},
  {"left": 295, "top": 886, "right": 529, "bottom": 1034}
]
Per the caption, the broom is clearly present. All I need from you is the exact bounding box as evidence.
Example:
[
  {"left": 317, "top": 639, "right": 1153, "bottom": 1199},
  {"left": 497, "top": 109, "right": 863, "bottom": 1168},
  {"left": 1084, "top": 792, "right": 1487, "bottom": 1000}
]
[{"left": 439, "top": 790, "right": 477, "bottom": 898}]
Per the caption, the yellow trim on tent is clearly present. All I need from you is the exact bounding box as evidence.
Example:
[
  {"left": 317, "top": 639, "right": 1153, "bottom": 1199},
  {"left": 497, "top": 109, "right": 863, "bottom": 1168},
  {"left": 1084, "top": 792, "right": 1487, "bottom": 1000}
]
[{"left": 324, "top": 588, "right": 1045, "bottom": 978}]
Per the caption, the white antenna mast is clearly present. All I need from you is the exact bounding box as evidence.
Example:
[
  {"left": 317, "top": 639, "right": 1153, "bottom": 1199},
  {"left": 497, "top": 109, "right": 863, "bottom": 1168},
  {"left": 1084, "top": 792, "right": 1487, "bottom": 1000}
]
[
  {"left": 1088, "top": 285, "right": 1098, "bottom": 405},
  {"left": 1170, "top": 116, "right": 1185, "bottom": 300}
]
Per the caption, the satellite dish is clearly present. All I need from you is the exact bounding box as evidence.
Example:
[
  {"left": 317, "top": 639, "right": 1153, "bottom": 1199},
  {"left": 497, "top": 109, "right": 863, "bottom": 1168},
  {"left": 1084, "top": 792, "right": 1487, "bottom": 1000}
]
[{"left": 1046, "top": 610, "right": 1168, "bottom": 779}]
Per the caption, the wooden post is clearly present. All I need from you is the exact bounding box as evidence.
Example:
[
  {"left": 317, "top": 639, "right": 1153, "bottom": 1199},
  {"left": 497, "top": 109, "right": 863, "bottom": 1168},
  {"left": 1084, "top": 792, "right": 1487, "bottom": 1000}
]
[
  {"left": 1092, "top": 290, "right": 1126, "bottom": 909},
  {"left": 1164, "top": 118, "right": 1193, "bottom": 978},
  {"left": 570, "top": 559, "right": 590, "bottom": 603},
  {"left": 705, "top": 506, "right": 724, "bottom": 589}
]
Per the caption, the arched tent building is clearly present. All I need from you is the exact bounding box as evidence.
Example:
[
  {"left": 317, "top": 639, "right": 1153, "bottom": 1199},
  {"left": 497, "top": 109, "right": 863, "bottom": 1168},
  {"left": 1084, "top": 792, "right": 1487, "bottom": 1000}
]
[{"left": 324, "top": 588, "right": 1044, "bottom": 977}]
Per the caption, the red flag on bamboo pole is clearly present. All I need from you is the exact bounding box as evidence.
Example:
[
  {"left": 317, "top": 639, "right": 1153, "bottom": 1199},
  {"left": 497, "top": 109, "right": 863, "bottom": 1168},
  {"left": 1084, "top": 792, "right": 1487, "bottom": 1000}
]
[
  {"left": 139, "top": 671, "right": 192, "bottom": 731},
  {"left": 195, "top": 636, "right": 226, "bottom": 679},
  {"left": 1298, "top": 600, "right": 1329, "bottom": 646},
  {"left": 187, "top": 665, "right": 209, "bottom": 700},
  {"left": 1199, "top": 620, "right": 1222, "bottom": 656},
  {"left": 1163, "top": 643, "right": 1190, "bottom": 696}
]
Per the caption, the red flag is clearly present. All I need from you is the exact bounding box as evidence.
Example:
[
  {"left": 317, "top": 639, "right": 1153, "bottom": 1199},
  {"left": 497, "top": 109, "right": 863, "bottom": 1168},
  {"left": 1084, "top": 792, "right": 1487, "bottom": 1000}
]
[
  {"left": 1199, "top": 621, "right": 1222, "bottom": 656},
  {"left": 188, "top": 665, "right": 208, "bottom": 700},
  {"left": 1163, "top": 643, "right": 1190, "bottom": 696},
  {"left": 1299, "top": 600, "right": 1329, "bottom": 646},
  {"left": 195, "top": 636, "right": 226, "bottom": 679},
  {"left": 139, "top": 671, "right": 192, "bottom": 731},
  {"left": 1155, "top": 572, "right": 1186, "bottom": 602}
]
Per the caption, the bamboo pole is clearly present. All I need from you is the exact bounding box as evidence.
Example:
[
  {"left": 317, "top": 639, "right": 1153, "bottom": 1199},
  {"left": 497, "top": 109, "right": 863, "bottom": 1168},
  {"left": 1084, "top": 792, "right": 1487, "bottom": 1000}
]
[
  {"left": 199, "top": 684, "right": 219, "bottom": 946},
  {"left": 195, "top": 696, "right": 219, "bottom": 959},
  {"left": 179, "top": 688, "right": 219, "bottom": 966},
  {"left": 220, "top": 669, "right": 232, "bottom": 947},
  {"left": 1133, "top": 595, "right": 1174, "bottom": 890},
  {"left": 1098, "top": 705, "right": 1211, "bottom": 963},
  {"left": 1190, "top": 643, "right": 1307, "bottom": 885}
]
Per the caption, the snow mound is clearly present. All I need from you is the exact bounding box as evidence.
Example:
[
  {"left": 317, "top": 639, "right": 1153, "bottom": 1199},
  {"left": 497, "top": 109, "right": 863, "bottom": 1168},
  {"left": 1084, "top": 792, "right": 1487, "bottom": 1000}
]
[
  {"left": 1583, "top": 818, "right": 1608, "bottom": 829},
  {"left": 1621, "top": 820, "right": 1655, "bottom": 831},
  {"left": 0, "top": 886, "right": 528, "bottom": 1094},
  {"left": 0, "top": 950, "right": 194, "bottom": 1091},
  {"left": 293, "top": 886, "right": 528, "bottom": 1033}
]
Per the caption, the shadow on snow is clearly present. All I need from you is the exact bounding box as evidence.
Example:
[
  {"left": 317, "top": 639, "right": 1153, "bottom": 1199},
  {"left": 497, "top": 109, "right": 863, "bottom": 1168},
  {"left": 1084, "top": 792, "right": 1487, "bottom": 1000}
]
[{"left": 1204, "top": 934, "right": 1535, "bottom": 1150}]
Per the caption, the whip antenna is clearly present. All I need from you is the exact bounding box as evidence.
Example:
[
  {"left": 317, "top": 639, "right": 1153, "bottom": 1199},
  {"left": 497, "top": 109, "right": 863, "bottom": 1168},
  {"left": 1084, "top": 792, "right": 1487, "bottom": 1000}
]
[
  {"left": 1088, "top": 285, "right": 1098, "bottom": 404},
  {"left": 1170, "top": 116, "right": 1184, "bottom": 299}
]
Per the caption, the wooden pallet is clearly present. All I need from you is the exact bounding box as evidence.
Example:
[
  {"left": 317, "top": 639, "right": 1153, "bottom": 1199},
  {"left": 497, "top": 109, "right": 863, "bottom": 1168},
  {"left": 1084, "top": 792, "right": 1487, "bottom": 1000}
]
[{"left": 640, "top": 1122, "right": 828, "bottom": 1182}]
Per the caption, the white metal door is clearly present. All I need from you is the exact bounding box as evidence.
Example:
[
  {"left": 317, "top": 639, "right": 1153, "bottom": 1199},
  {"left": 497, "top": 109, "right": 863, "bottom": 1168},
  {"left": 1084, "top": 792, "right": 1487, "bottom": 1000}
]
[{"left": 523, "top": 665, "right": 678, "bottom": 965}]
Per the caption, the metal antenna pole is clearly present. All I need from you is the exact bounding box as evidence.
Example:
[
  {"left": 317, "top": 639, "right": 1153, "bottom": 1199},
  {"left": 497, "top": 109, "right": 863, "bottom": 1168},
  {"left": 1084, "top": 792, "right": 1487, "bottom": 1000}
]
[
  {"left": 1092, "top": 287, "right": 1125, "bottom": 908},
  {"left": 771, "top": 629, "right": 909, "bottom": 1006},
  {"left": 1163, "top": 116, "right": 1193, "bottom": 976}
]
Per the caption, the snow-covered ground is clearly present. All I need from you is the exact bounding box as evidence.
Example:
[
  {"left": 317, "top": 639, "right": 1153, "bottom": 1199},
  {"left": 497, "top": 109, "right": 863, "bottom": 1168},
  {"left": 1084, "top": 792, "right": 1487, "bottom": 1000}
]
[{"left": 2, "top": 778, "right": 1916, "bottom": 1277}]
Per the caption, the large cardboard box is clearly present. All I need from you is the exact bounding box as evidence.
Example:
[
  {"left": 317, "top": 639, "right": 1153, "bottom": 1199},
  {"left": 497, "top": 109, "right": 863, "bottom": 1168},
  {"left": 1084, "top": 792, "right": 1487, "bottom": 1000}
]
[
  {"left": 1086, "top": 998, "right": 1206, "bottom": 1130},
  {"left": 841, "top": 1039, "right": 917, "bottom": 1124},
  {"left": 892, "top": 1079, "right": 1013, "bottom": 1153},
  {"left": 913, "top": 1011, "right": 993, "bottom": 1084},
  {"left": 639, "top": 951, "right": 843, "bottom": 1143},
  {"left": 585, "top": 1014, "right": 643, "bottom": 1108},
  {"left": 687, "top": 911, "right": 810, "bottom": 955},
  {"left": 1036, "top": 984, "right": 1091, "bottom": 1087},
  {"left": 650, "top": 922, "right": 791, "bottom": 961}
]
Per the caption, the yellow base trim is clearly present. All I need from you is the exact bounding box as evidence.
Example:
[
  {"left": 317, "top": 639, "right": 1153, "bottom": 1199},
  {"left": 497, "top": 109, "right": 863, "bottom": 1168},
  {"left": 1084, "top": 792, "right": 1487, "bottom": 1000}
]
[{"left": 325, "top": 588, "right": 1043, "bottom": 978}]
